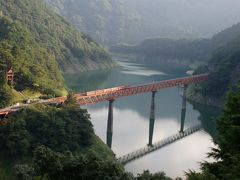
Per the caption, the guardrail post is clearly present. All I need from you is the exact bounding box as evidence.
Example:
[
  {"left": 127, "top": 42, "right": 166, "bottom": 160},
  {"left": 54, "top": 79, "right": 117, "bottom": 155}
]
[
  {"left": 180, "top": 85, "right": 187, "bottom": 133},
  {"left": 107, "top": 99, "right": 114, "bottom": 148},
  {"left": 148, "top": 91, "right": 157, "bottom": 146}
]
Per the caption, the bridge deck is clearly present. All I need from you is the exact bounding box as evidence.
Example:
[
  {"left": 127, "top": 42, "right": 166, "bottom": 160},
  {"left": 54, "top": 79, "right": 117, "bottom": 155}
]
[
  {"left": 0, "top": 74, "right": 208, "bottom": 117},
  {"left": 117, "top": 125, "right": 203, "bottom": 165},
  {"left": 51, "top": 73, "right": 208, "bottom": 105}
]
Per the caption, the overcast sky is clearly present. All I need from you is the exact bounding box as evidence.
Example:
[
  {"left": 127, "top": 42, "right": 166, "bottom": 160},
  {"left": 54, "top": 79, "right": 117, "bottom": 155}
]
[{"left": 121, "top": 0, "right": 240, "bottom": 37}]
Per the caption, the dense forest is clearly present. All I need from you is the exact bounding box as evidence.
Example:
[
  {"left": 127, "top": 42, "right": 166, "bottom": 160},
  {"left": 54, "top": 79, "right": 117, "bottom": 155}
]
[
  {"left": 0, "top": 0, "right": 115, "bottom": 107},
  {"left": 0, "top": 17, "right": 65, "bottom": 107},
  {"left": 189, "top": 23, "right": 240, "bottom": 106},
  {"left": 0, "top": 0, "right": 113, "bottom": 73},
  {"left": 0, "top": 95, "right": 174, "bottom": 180}
]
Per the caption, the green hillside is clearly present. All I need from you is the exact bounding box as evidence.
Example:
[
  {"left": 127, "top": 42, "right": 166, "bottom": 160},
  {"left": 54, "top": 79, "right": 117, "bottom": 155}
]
[
  {"left": 0, "top": 98, "right": 117, "bottom": 179},
  {"left": 0, "top": 16, "right": 65, "bottom": 106},
  {"left": 190, "top": 39, "right": 240, "bottom": 105},
  {"left": 0, "top": 0, "right": 115, "bottom": 107},
  {"left": 187, "top": 23, "right": 240, "bottom": 106},
  {"left": 0, "top": 97, "right": 172, "bottom": 179},
  {"left": 0, "top": 0, "right": 113, "bottom": 73}
]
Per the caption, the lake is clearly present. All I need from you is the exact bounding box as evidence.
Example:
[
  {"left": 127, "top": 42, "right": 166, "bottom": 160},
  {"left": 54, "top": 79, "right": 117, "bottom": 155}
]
[{"left": 64, "top": 57, "right": 219, "bottom": 178}]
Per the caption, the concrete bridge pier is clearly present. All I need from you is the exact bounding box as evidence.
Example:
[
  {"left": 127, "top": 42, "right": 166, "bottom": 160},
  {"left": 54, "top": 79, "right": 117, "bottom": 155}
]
[
  {"left": 107, "top": 99, "right": 114, "bottom": 148},
  {"left": 180, "top": 85, "right": 187, "bottom": 133},
  {"left": 148, "top": 91, "right": 157, "bottom": 146}
]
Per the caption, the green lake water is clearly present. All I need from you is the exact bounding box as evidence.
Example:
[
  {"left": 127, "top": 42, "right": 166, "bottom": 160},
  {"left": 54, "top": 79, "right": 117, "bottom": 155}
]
[{"left": 64, "top": 57, "right": 220, "bottom": 178}]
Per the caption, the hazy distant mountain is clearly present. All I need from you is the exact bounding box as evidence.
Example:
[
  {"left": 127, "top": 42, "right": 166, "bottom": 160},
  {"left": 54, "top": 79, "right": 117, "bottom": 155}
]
[
  {"left": 44, "top": 0, "right": 240, "bottom": 46},
  {"left": 122, "top": 0, "right": 240, "bottom": 39},
  {"left": 43, "top": 0, "right": 142, "bottom": 45}
]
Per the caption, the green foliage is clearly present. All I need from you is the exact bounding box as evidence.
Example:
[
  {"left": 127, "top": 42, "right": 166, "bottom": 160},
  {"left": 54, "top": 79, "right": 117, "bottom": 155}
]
[
  {"left": 0, "top": 0, "right": 113, "bottom": 107},
  {"left": 0, "top": 0, "right": 112, "bottom": 71},
  {"left": 136, "top": 170, "right": 173, "bottom": 180},
  {"left": 217, "top": 86, "right": 240, "bottom": 155},
  {"left": 198, "top": 40, "right": 240, "bottom": 98},
  {"left": 14, "top": 164, "right": 35, "bottom": 180},
  {"left": 111, "top": 38, "right": 211, "bottom": 62},
  {"left": 0, "top": 105, "right": 93, "bottom": 159},
  {"left": 0, "top": 168, "right": 10, "bottom": 180},
  {"left": 0, "top": 17, "right": 64, "bottom": 94},
  {"left": 185, "top": 170, "right": 217, "bottom": 180},
  {"left": 0, "top": 84, "right": 12, "bottom": 108},
  {"left": 190, "top": 23, "right": 240, "bottom": 100},
  {"left": 63, "top": 92, "right": 78, "bottom": 108},
  {"left": 31, "top": 146, "right": 132, "bottom": 180},
  {"left": 186, "top": 86, "right": 240, "bottom": 179}
]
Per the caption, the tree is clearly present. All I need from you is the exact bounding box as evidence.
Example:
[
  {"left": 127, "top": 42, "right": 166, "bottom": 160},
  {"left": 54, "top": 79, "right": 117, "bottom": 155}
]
[
  {"left": 186, "top": 85, "right": 240, "bottom": 179},
  {"left": 137, "top": 170, "right": 173, "bottom": 180},
  {"left": 63, "top": 92, "right": 79, "bottom": 108}
]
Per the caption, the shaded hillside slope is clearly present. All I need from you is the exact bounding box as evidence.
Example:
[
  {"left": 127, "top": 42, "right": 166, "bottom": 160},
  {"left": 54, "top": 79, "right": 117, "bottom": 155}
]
[
  {"left": 111, "top": 38, "right": 211, "bottom": 63},
  {"left": 0, "top": 0, "right": 115, "bottom": 107},
  {"left": 43, "top": 0, "right": 142, "bottom": 46},
  {"left": 0, "top": 0, "right": 114, "bottom": 73},
  {"left": 189, "top": 36, "right": 240, "bottom": 106}
]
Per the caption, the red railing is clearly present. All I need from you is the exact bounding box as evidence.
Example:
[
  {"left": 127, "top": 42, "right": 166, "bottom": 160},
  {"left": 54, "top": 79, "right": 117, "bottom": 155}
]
[
  {"left": 74, "top": 74, "right": 208, "bottom": 105},
  {"left": 0, "top": 74, "right": 208, "bottom": 118}
]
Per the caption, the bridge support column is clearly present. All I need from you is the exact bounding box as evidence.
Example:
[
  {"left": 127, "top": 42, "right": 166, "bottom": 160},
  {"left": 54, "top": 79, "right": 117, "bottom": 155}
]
[
  {"left": 180, "top": 85, "right": 187, "bottom": 133},
  {"left": 107, "top": 99, "right": 114, "bottom": 148},
  {"left": 148, "top": 91, "right": 156, "bottom": 146}
]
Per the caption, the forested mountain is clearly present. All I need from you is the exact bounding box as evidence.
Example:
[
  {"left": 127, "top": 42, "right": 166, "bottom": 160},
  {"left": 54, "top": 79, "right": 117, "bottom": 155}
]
[
  {"left": 111, "top": 38, "right": 212, "bottom": 63},
  {"left": 0, "top": 0, "right": 114, "bottom": 107},
  {"left": 0, "top": 0, "right": 113, "bottom": 73},
  {"left": 43, "top": 0, "right": 240, "bottom": 45},
  {"left": 43, "top": 0, "right": 142, "bottom": 46},
  {"left": 0, "top": 96, "right": 172, "bottom": 179},
  {"left": 211, "top": 23, "right": 240, "bottom": 48},
  {"left": 190, "top": 23, "right": 240, "bottom": 106},
  {"left": 0, "top": 97, "right": 119, "bottom": 179},
  {"left": 112, "top": 22, "right": 240, "bottom": 106}
]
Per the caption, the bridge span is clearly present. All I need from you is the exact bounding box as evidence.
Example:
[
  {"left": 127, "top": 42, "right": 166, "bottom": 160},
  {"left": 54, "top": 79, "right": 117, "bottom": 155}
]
[
  {"left": 48, "top": 73, "right": 208, "bottom": 148},
  {"left": 49, "top": 73, "right": 208, "bottom": 105},
  {"left": 0, "top": 74, "right": 208, "bottom": 149}
]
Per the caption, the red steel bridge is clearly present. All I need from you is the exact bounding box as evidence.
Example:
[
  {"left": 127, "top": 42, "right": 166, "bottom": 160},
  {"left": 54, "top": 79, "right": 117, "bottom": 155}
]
[
  {"left": 0, "top": 74, "right": 208, "bottom": 147},
  {"left": 48, "top": 73, "right": 208, "bottom": 105},
  {"left": 0, "top": 73, "right": 207, "bottom": 115}
]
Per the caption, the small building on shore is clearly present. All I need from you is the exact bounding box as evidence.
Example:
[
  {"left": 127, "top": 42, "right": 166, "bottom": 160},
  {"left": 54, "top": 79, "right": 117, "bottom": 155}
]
[{"left": 6, "top": 67, "right": 14, "bottom": 85}]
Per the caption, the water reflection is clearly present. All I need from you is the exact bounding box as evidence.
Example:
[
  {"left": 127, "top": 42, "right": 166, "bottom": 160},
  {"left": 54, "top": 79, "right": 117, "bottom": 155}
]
[
  {"left": 119, "top": 60, "right": 166, "bottom": 76},
  {"left": 64, "top": 58, "right": 219, "bottom": 178},
  {"left": 125, "top": 132, "right": 215, "bottom": 178},
  {"left": 87, "top": 99, "right": 202, "bottom": 156}
]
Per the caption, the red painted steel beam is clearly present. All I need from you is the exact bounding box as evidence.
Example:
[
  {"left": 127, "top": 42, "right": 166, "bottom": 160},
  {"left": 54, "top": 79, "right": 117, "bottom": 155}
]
[
  {"left": 0, "top": 74, "right": 208, "bottom": 119},
  {"left": 75, "top": 74, "right": 208, "bottom": 105}
]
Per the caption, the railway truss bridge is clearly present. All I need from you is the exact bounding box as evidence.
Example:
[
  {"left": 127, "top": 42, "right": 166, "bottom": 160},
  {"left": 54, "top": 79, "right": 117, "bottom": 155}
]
[{"left": 0, "top": 74, "right": 208, "bottom": 162}]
